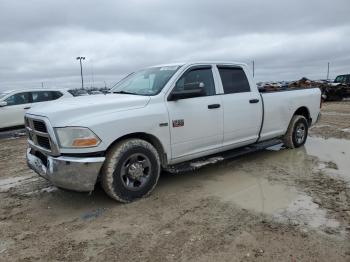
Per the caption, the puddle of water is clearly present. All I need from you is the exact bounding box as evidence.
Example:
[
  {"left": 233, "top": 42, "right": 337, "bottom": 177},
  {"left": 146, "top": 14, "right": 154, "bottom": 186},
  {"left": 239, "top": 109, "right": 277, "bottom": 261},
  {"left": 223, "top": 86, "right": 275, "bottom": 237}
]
[
  {"left": 201, "top": 170, "right": 298, "bottom": 214},
  {"left": 273, "top": 195, "right": 339, "bottom": 229},
  {"left": 81, "top": 208, "right": 106, "bottom": 221},
  {"left": 196, "top": 150, "right": 342, "bottom": 232},
  {"left": 0, "top": 238, "right": 15, "bottom": 255},
  {"left": 305, "top": 136, "right": 350, "bottom": 182}
]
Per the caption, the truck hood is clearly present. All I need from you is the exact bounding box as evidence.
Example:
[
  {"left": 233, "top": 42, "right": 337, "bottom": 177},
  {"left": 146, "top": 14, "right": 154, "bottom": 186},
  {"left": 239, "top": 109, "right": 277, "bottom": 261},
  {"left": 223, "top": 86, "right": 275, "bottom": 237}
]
[{"left": 28, "top": 94, "right": 150, "bottom": 126}]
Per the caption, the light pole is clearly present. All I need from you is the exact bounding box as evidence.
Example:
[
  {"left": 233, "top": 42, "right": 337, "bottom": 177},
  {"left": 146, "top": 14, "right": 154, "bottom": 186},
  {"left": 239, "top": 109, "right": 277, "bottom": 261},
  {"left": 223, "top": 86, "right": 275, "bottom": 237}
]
[
  {"left": 76, "top": 56, "right": 85, "bottom": 89},
  {"left": 252, "top": 60, "right": 255, "bottom": 78},
  {"left": 327, "top": 62, "right": 330, "bottom": 81}
]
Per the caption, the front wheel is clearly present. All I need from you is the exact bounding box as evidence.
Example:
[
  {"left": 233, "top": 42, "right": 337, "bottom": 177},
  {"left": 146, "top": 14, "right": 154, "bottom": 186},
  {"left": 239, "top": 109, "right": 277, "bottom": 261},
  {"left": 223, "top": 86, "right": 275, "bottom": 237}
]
[
  {"left": 283, "top": 115, "right": 308, "bottom": 149},
  {"left": 101, "top": 139, "right": 160, "bottom": 202}
]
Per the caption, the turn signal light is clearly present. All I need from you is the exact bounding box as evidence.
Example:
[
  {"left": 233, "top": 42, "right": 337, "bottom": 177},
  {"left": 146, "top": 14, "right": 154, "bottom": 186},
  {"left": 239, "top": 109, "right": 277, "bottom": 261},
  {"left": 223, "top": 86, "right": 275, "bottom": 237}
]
[{"left": 72, "top": 138, "right": 99, "bottom": 147}]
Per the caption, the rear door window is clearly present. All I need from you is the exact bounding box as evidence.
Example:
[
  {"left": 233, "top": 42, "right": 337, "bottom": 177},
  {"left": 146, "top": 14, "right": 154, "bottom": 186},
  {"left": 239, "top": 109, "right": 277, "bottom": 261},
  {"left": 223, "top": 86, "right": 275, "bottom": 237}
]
[
  {"left": 32, "top": 91, "right": 62, "bottom": 103},
  {"left": 32, "top": 91, "right": 52, "bottom": 102},
  {"left": 51, "top": 91, "right": 63, "bottom": 100},
  {"left": 217, "top": 66, "right": 250, "bottom": 94}
]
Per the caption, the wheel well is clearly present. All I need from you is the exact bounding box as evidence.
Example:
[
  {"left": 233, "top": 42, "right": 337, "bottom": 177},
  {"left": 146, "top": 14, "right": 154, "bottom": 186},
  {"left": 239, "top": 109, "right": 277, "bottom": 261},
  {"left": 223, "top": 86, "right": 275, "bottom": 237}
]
[
  {"left": 294, "top": 106, "right": 311, "bottom": 126},
  {"left": 106, "top": 133, "right": 168, "bottom": 168}
]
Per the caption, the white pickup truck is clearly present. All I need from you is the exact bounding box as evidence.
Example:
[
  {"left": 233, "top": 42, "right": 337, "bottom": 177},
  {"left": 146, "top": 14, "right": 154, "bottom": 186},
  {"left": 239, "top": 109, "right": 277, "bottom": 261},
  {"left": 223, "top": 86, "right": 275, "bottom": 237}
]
[{"left": 26, "top": 61, "right": 321, "bottom": 202}]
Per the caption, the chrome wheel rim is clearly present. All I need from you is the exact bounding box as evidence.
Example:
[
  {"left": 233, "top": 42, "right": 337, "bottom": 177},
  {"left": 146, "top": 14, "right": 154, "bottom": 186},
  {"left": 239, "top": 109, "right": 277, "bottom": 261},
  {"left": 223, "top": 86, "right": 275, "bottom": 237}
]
[
  {"left": 120, "top": 153, "right": 152, "bottom": 191},
  {"left": 295, "top": 123, "right": 306, "bottom": 144}
]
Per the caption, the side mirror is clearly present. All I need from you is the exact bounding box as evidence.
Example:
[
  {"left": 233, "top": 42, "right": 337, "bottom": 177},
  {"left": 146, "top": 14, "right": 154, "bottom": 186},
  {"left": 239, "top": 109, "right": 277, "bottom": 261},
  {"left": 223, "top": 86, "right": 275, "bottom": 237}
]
[
  {"left": 0, "top": 101, "right": 7, "bottom": 107},
  {"left": 168, "top": 82, "right": 205, "bottom": 101},
  {"left": 168, "top": 88, "right": 204, "bottom": 101}
]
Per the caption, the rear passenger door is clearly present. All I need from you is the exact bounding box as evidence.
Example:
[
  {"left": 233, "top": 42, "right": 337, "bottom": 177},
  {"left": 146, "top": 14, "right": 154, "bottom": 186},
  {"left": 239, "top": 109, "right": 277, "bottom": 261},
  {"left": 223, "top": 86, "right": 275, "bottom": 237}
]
[{"left": 216, "top": 65, "right": 262, "bottom": 148}]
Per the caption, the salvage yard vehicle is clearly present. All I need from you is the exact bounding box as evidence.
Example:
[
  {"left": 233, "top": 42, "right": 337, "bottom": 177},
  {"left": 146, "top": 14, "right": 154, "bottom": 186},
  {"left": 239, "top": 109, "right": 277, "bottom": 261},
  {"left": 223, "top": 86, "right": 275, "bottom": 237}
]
[
  {"left": 322, "top": 74, "right": 350, "bottom": 101},
  {"left": 25, "top": 61, "right": 321, "bottom": 202},
  {"left": 334, "top": 74, "right": 350, "bottom": 85},
  {"left": 0, "top": 89, "right": 73, "bottom": 129}
]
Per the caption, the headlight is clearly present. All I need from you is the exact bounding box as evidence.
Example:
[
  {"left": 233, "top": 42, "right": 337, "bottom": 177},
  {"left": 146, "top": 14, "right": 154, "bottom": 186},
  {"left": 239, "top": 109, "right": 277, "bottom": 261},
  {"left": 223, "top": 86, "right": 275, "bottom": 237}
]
[{"left": 55, "top": 127, "right": 101, "bottom": 148}]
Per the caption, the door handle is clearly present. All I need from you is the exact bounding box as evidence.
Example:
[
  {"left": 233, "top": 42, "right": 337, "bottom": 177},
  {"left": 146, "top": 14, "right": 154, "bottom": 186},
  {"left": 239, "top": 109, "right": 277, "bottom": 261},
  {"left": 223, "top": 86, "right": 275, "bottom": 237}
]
[
  {"left": 208, "top": 104, "right": 221, "bottom": 109},
  {"left": 249, "top": 99, "right": 259, "bottom": 104},
  {"left": 24, "top": 107, "right": 31, "bottom": 110}
]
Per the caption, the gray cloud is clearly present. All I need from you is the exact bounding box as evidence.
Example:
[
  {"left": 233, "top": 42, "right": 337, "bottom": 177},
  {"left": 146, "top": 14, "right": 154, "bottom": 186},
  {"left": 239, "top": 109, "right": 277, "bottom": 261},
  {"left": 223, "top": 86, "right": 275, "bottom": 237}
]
[{"left": 0, "top": 0, "right": 349, "bottom": 90}]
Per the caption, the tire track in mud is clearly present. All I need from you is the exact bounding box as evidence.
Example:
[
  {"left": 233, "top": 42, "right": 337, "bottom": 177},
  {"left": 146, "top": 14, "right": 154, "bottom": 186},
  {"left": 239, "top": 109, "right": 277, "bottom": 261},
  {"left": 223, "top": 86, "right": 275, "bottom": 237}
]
[{"left": 0, "top": 174, "right": 53, "bottom": 195}]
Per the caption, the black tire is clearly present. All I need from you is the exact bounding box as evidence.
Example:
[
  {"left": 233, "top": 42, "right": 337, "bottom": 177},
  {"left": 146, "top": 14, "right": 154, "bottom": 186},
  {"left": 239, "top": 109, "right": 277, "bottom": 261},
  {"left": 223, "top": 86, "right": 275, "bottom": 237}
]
[
  {"left": 101, "top": 139, "right": 160, "bottom": 203},
  {"left": 283, "top": 115, "right": 308, "bottom": 149}
]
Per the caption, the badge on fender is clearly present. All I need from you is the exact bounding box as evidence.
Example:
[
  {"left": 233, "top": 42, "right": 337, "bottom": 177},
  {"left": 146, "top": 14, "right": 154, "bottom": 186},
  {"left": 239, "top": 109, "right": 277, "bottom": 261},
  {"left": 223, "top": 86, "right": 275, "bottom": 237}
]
[{"left": 172, "top": 119, "right": 184, "bottom": 127}]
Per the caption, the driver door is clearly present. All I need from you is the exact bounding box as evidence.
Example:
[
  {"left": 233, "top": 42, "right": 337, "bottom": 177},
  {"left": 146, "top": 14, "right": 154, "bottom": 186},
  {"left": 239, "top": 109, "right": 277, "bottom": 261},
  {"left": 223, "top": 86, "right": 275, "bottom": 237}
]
[{"left": 166, "top": 65, "right": 223, "bottom": 161}]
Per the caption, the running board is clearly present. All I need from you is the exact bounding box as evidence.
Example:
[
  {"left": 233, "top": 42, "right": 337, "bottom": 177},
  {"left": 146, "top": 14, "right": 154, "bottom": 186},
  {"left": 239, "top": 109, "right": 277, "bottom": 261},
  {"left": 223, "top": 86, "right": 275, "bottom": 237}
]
[{"left": 166, "top": 139, "right": 283, "bottom": 174}]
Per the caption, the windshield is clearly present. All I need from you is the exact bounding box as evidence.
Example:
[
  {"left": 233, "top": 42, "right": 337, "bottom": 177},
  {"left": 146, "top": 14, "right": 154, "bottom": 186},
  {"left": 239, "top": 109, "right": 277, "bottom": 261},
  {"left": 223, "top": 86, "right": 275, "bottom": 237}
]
[
  {"left": 334, "top": 75, "right": 349, "bottom": 83},
  {"left": 111, "top": 65, "right": 181, "bottom": 96},
  {"left": 334, "top": 76, "right": 344, "bottom": 83}
]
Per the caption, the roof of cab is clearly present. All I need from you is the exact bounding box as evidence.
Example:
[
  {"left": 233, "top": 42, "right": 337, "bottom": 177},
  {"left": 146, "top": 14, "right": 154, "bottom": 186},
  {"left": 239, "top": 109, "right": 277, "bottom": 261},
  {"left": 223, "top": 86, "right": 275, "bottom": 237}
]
[{"left": 149, "top": 61, "right": 248, "bottom": 68}]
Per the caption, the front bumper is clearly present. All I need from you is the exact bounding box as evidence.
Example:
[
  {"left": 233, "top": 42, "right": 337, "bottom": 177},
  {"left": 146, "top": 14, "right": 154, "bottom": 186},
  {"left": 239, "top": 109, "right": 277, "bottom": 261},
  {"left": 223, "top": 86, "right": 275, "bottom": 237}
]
[{"left": 26, "top": 148, "right": 105, "bottom": 192}]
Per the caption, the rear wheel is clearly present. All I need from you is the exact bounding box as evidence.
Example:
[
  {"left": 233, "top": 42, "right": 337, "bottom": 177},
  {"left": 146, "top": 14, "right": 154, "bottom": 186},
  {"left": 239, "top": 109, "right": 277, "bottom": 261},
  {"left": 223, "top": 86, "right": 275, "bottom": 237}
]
[
  {"left": 283, "top": 115, "right": 308, "bottom": 149},
  {"left": 101, "top": 139, "right": 160, "bottom": 202}
]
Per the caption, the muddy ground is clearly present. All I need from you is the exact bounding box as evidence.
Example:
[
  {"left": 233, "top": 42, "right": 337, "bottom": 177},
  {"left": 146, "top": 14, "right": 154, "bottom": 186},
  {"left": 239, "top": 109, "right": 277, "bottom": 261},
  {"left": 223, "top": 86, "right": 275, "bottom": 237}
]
[{"left": 0, "top": 102, "right": 350, "bottom": 262}]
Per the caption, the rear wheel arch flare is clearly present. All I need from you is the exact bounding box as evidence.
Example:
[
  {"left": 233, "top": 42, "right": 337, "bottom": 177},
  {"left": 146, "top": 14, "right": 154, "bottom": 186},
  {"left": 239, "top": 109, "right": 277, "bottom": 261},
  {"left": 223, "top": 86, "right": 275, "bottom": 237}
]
[{"left": 294, "top": 106, "right": 311, "bottom": 125}]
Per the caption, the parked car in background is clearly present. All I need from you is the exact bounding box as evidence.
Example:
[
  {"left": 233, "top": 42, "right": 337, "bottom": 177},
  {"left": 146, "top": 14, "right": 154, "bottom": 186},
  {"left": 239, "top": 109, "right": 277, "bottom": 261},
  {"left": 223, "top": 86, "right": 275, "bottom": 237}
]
[
  {"left": 88, "top": 90, "right": 103, "bottom": 95},
  {"left": 0, "top": 89, "right": 72, "bottom": 129},
  {"left": 67, "top": 89, "right": 89, "bottom": 96}
]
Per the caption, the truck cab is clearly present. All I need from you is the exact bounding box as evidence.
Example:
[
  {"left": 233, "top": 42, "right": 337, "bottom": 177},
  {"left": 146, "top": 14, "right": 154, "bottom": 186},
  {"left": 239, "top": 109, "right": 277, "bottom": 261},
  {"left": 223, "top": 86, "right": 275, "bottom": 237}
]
[{"left": 334, "top": 74, "right": 350, "bottom": 85}]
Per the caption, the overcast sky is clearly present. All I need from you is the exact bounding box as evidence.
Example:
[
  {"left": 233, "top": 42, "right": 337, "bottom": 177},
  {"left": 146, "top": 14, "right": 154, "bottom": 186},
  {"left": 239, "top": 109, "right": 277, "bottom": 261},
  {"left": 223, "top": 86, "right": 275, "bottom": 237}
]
[{"left": 0, "top": 0, "right": 349, "bottom": 91}]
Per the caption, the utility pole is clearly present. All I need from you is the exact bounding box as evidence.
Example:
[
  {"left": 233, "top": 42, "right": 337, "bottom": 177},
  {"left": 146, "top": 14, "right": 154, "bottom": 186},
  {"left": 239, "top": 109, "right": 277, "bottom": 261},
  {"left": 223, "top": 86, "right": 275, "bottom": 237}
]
[
  {"left": 91, "top": 62, "right": 95, "bottom": 88},
  {"left": 76, "top": 57, "right": 85, "bottom": 89},
  {"left": 252, "top": 60, "right": 255, "bottom": 78},
  {"left": 327, "top": 62, "right": 330, "bottom": 81}
]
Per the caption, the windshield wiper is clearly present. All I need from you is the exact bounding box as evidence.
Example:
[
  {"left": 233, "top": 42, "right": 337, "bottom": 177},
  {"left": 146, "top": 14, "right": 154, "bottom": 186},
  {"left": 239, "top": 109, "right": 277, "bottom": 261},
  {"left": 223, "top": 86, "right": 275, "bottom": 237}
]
[{"left": 113, "top": 90, "right": 139, "bottom": 95}]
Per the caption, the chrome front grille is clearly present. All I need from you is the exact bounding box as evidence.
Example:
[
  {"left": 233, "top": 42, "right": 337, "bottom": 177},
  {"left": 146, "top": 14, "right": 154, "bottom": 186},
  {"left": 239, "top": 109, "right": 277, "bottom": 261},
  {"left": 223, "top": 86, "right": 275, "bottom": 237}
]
[
  {"left": 25, "top": 115, "right": 59, "bottom": 155},
  {"left": 33, "top": 120, "right": 48, "bottom": 133},
  {"left": 36, "top": 135, "right": 51, "bottom": 149}
]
